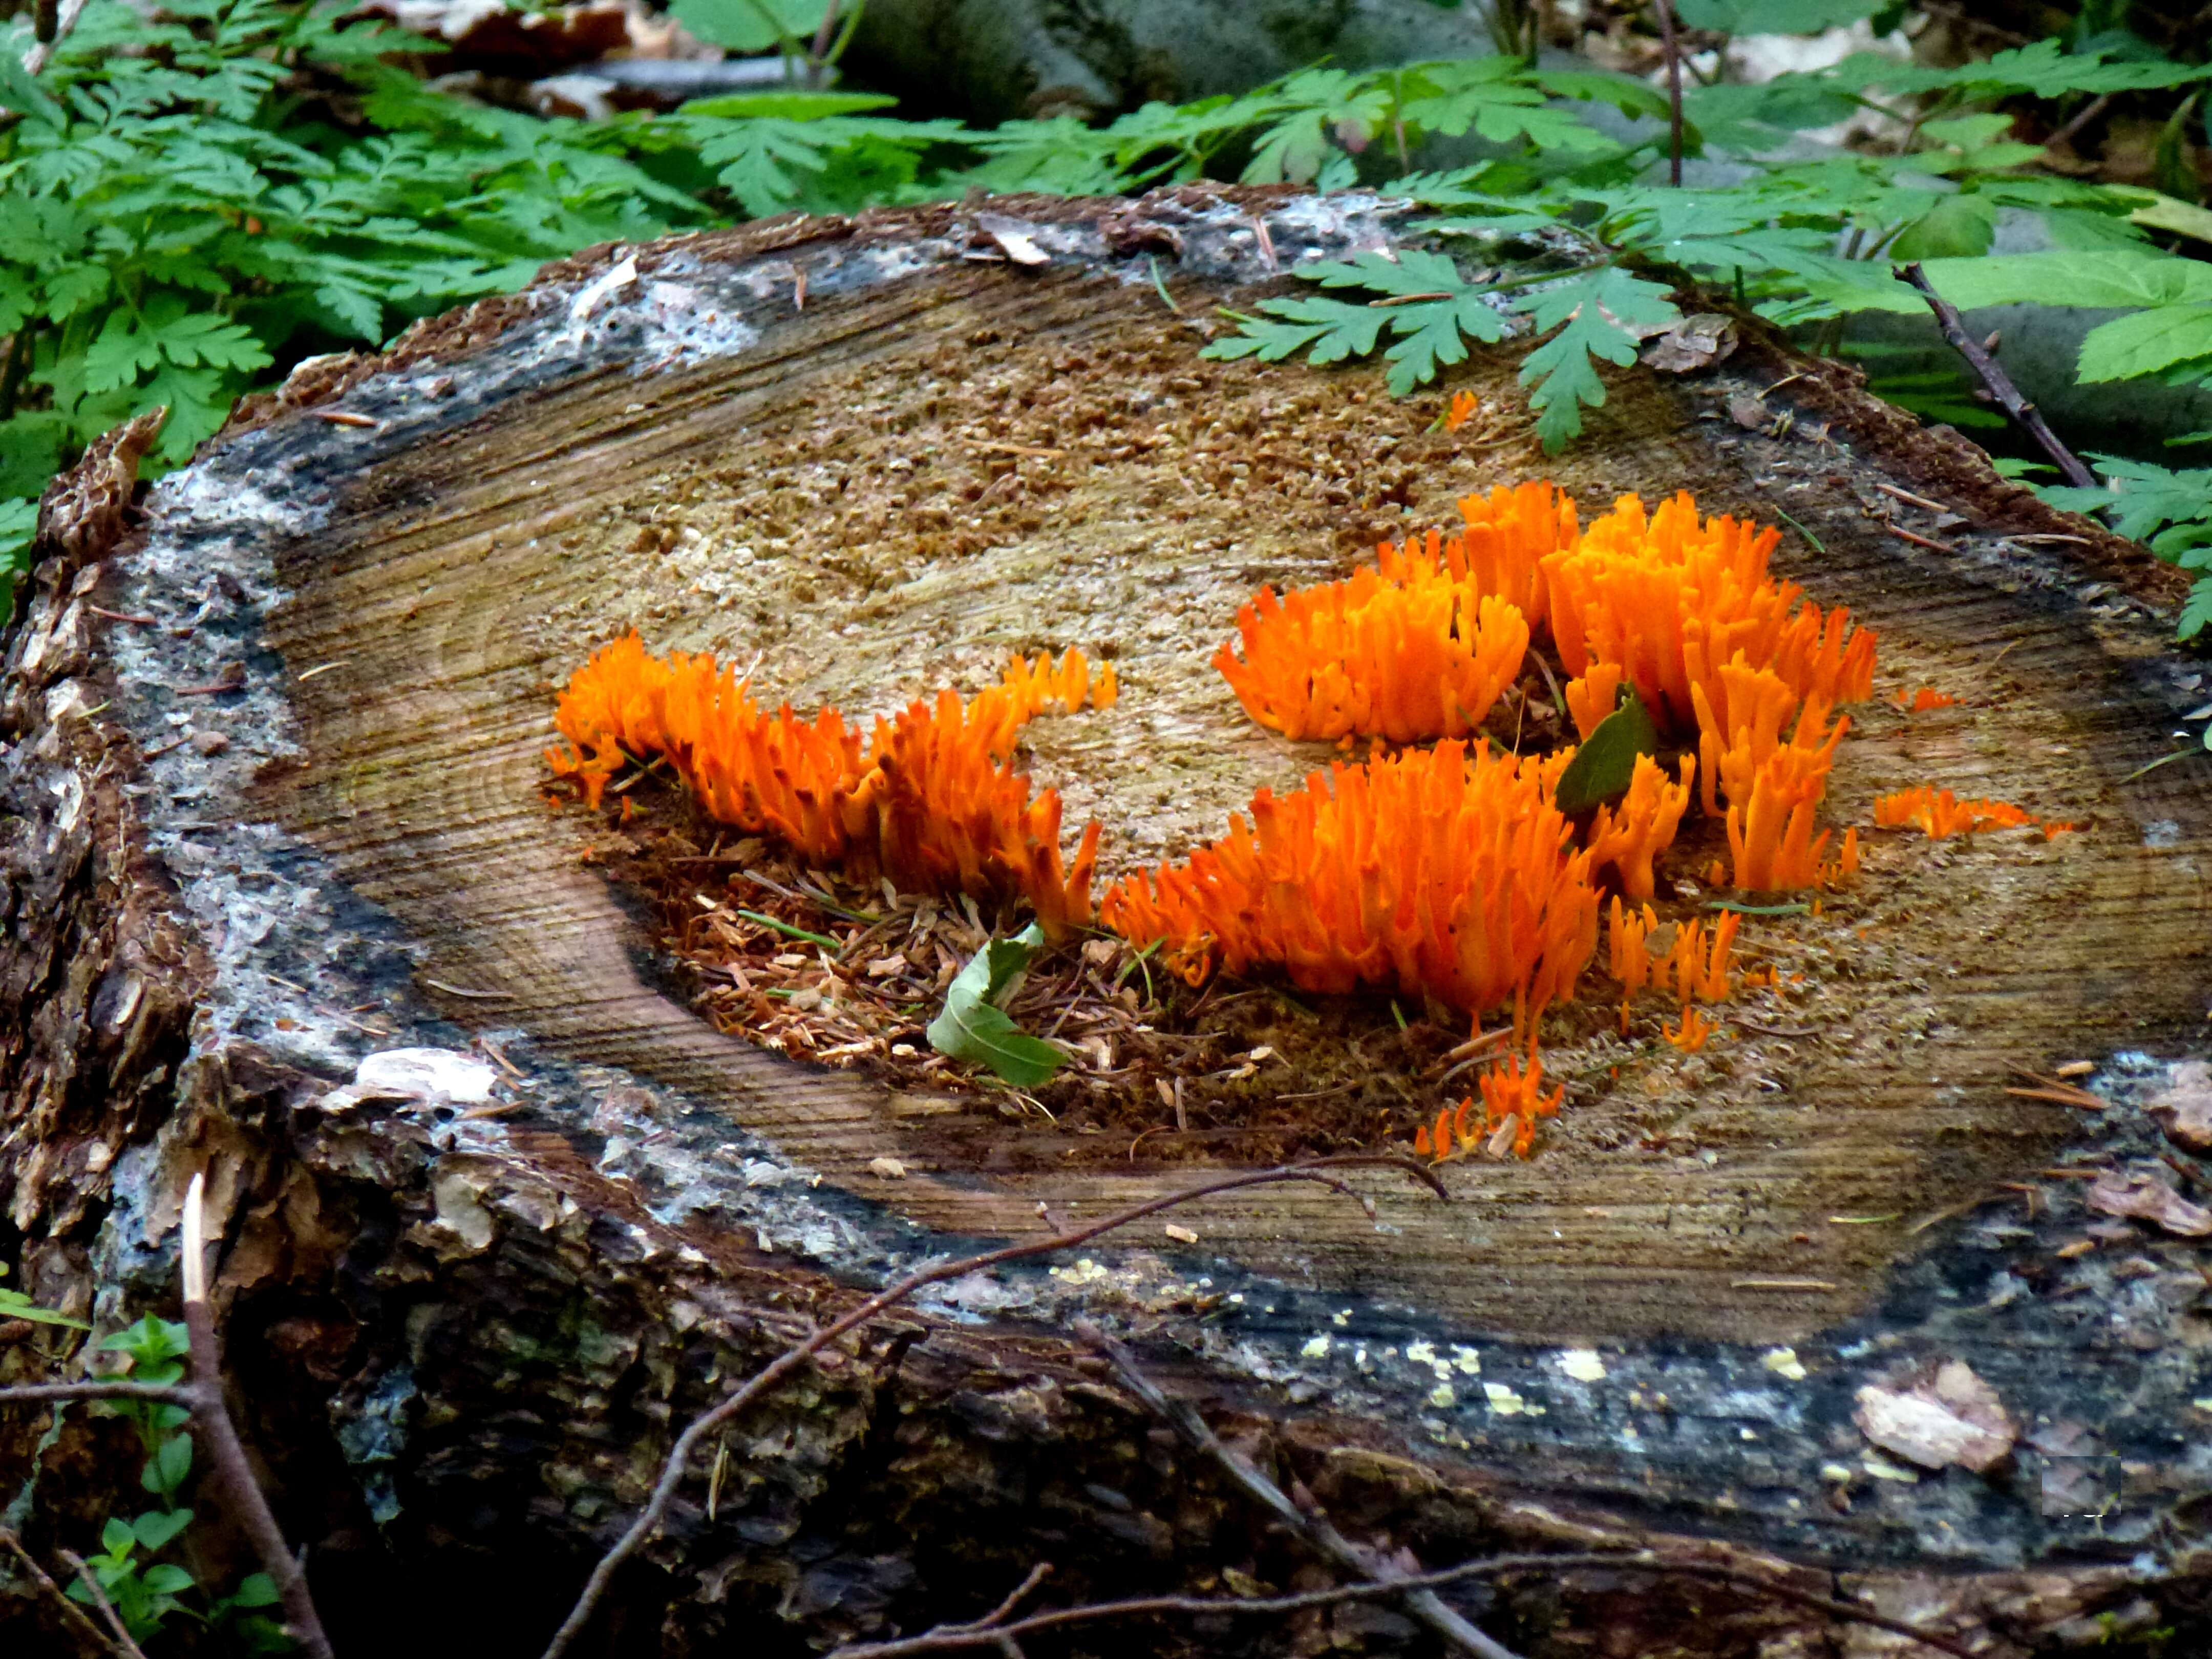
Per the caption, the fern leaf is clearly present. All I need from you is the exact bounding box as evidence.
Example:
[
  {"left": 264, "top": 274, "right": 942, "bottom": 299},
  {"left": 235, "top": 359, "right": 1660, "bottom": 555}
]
[
  {"left": 1382, "top": 296, "right": 1512, "bottom": 394},
  {"left": 1511, "top": 267, "right": 1679, "bottom": 452},
  {"left": 1200, "top": 302, "right": 1382, "bottom": 368},
  {"left": 2074, "top": 307, "right": 2212, "bottom": 386},
  {"left": 2179, "top": 578, "right": 2212, "bottom": 644}
]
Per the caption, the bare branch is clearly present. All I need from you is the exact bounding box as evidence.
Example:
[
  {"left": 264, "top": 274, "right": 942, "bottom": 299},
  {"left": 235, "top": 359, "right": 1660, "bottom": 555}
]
[
  {"left": 1652, "top": 1563, "right": 1982, "bottom": 1659},
  {"left": 540, "top": 1154, "right": 1445, "bottom": 1658},
  {"left": 178, "top": 1172, "right": 337, "bottom": 1659},
  {"left": 57, "top": 1549, "right": 150, "bottom": 1659},
  {"left": 1652, "top": 0, "right": 1684, "bottom": 186},
  {"left": 1081, "top": 1323, "right": 1519, "bottom": 1659},
  {"left": 1894, "top": 261, "right": 2096, "bottom": 488},
  {"left": 0, "top": 1528, "right": 128, "bottom": 1658},
  {"left": 0, "top": 1381, "right": 197, "bottom": 1410},
  {"left": 966, "top": 1563, "right": 1052, "bottom": 1630},
  {"left": 23, "top": 0, "right": 90, "bottom": 75},
  {"left": 825, "top": 1549, "right": 1985, "bottom": 1659}
]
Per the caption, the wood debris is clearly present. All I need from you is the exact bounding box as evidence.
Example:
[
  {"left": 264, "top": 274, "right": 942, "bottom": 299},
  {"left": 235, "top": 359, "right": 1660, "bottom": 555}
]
[{"left": 1854, "top": 1360, "right": 2016, "bottom": 1474}]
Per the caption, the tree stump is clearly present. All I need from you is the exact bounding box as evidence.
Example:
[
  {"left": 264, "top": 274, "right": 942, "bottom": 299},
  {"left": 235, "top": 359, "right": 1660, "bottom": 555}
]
[{"left": 7, "top": 188, "right": 2212, "bottom": 1657}]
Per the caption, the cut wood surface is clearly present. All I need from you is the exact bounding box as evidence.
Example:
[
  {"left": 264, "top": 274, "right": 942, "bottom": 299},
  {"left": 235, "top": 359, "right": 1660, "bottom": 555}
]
[{"left": 8, "top": 188, "right": 2212, "bottom": 1653}]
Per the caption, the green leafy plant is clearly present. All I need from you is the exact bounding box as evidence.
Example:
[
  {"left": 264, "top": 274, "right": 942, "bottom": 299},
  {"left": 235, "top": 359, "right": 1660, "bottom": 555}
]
[
  {"left": 71, "top": 1314, "right": 290, "bottom": 1650},
  {"left": 2040, "top": 455, "right": 2212, "bottom": 639},
  {"left": 1197, "top": 86, "right": 2180, "bottom": 446},
  {"left": 927, "top": 922, "right": 1066, "bottom": 1088},
  {"left": 0, "top": 1261, "right": 90, "bottom": 1329},
  {"left": 7, "top": 1, "right": 2212, "bottom": 644}
]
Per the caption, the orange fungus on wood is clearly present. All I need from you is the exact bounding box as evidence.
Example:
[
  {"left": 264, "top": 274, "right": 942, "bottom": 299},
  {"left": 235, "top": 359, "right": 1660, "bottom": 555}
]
[
  {"left": 546, "top": 634, "right": 1113, "bottom": 936},
  {"left": 1100, "top": 740, "right": 1601, "bottom": 1027},
  {"left": 550, "top": 473, "right": 2080, "bottom": 1163}
]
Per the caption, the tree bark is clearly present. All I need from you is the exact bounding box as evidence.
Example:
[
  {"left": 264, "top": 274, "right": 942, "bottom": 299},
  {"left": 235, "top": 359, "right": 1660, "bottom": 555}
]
[{"left": 6, "top": 188, "right": 2212, "bottom": 1656}]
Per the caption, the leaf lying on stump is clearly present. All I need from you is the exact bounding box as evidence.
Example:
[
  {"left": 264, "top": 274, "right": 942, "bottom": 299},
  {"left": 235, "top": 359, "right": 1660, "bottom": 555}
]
[
  {"left": 927, "top": 923, "right": 1066, "bottom": 1088},
  {"left": 1552, "top": 686, "right": 1658, "bottom": 815}
]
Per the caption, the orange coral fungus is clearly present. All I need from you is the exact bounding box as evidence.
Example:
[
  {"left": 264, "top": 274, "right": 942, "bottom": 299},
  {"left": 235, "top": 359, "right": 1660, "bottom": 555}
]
[
  {"left": 1665, "top": 910, "right": 1739, "bottom": 1004},
  {"left": 1666, "top": 1004, "right": 1716, "bottom": 1053},
  {"left": 1725, "top": 743, "right": 1837, "bottom": 892},
  {"left": 996, "top": 648, "right": 1119, "bottom": 724},
  {"left": 1584, "top": 753, "right": 1695, "bottom": 901},
  {"left": 1443, "top": 390, "right": 1480, "bottom": 432},
  {"left": 1100, "top": 740, "right": 1600, "bottom": 1023},
  {"left": 1608, "top": 898, "right": 1657, "bottom": 989},
  {"left": 1414, "top": 1052, "right": 1563, "bottom": 1161},
  {"left": 1873, "top": 787, "right": 2038, "bottom": 839},
  {"left": 1544, "top": 492, "right": 1876, "bottom": 735},
  {"left": 545, "top": 632, "right": 865, "bottom": 818},
  {"left": 1376, "top": 480, "right": 1577, "bottom": 627},
  {"left": 1607, "top": 897, "right": 1657, "bottom": 1032},
  {"left": 860, "top": 686, "right": 1104, "bottom": 938},
  {"left": 1893, "top": 686, "right": 1961, "bottom": 712},
  {"left": 1822, "top": 825, "right": 1862, "bottom": 885},
  {"left": 1564, "top": 662, "right": 1624, "bottom": 741},
  {"left": 1604, "top": 904, "right": 1737, "bottom": 1041},
  {"left": 1690, "top": 653, "right": 1846, "bottom": 817},
  {"left": 1213, "top": 567, "right": 1528, "bottom": 743},
  {"left": 546, "top": 633, "right": 1113, "bottom": 935}
]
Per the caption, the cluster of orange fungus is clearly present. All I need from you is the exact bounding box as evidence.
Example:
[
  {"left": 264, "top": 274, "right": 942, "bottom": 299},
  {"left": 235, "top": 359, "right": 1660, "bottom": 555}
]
[
  {"left": 1584, "top": 754, "right": 1694, "bottom": 902},
  {"left": 1545, "top": 492, "right": 1875, "bottom": 733},
  {"left": 1213, "top": 570, "right": 1528, "bottom": 745},
  {"left": 543, "top": 632, "right": 863, "bottom": 817},
  {"left": 1727, "top": 746, "right": 1859, "bottom": 892},
  {"left": 545, "top": 633, "right": 1115, "bottom": 937},
  {"left": 1606, "top": 900, "right": 1739, "bottom": 1035},
  {"left": 1413, "top": 1052, "right": 1563, "bottom": 1161},
  {"left": 1376, "top": 480, "right": 1577, "bottom": 627},
  {"left": 1894, "top": 686, "right": 1961, "bottom": 712},
  {"left": 1564, "top": 662, "right": 1624, "bottom": 742},
  {"left": 1666, "top": 1004, "right": 1717, "bottom": 1053},
  {"left": 1099, "top": 740, "right": 1600, "bottom": 1026},
  {"left": 1873, "top": 787, "right": 2056, "bottom": 840}
]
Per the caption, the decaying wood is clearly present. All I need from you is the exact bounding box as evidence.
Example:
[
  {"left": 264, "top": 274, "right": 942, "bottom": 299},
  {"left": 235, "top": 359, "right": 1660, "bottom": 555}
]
[{"left": 6, "top": 187, "right": 2212, "bottom": 1654}]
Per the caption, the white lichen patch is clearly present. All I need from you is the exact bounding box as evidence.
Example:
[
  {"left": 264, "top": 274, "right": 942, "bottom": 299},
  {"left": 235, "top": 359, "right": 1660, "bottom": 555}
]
[
  {"left": 1556, "top": 1348, "right": 1607, "bottom": 1382},
  {"left": 1762, "top": 1346, "right": 1809, "bottom": 1381},
  {"left": 1484, "top": 1381, "right": 1542, "bottom": 1416}
]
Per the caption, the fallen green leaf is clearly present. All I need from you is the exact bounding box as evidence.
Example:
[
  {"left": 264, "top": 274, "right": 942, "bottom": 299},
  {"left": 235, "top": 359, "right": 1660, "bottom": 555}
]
[
  {"left": 927, "top": 923, "right": 1066, "bottom": 1088},
  {"left": 0, "top": 1285, "right": 90, "bottom": 1330},
  {"left": 1552, "top": 686, "right": 1657, "bottom": 815}
]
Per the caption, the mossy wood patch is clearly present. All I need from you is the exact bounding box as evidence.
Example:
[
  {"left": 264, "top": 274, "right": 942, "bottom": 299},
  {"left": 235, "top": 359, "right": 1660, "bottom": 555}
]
[{"left": 9, "top": 191, "right": 2212, "bottom": 1651}]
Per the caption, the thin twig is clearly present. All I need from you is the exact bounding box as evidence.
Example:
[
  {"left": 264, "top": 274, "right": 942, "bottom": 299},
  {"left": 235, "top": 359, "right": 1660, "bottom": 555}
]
[
  {"left": 22, "top": 0, "right": 88, "bottom": 73},
  {"left": 57, "top": 1550, "right": 149, "bottom": 1659},
  {"left": 0, "top": 1381, "right": 196, "bottom": 1409},
  {"left": 1081, "top": 1325, "right": 1519, "bottom": 1659},
  {"left": 965, "top": 1563, "right": 1053, "bottom": 1631},
  {"left": 1871, "top": 480, "right": 1953, "bottom": 517},
  {"left": 1652, "top": 0, "right": 1684, "bottom": 187},
  {"left": 0, "top": 1529, "right": 125, "bottom": 1658},
  {"left": 2047, "top": 91, "right": 2113, "bottom": 152},
  {"left": 179, "top": 1173, "right": 337, "bottom": 1659},
  {"left": 540, "top": 1155, "right": 1446, "bottom": 1658},
  {"left": 823, "top": 1549, "right": 1983, "bottom": 1659},
  {"left": 1894, "top": 262, "right": 2095, "bottom": 488}
]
